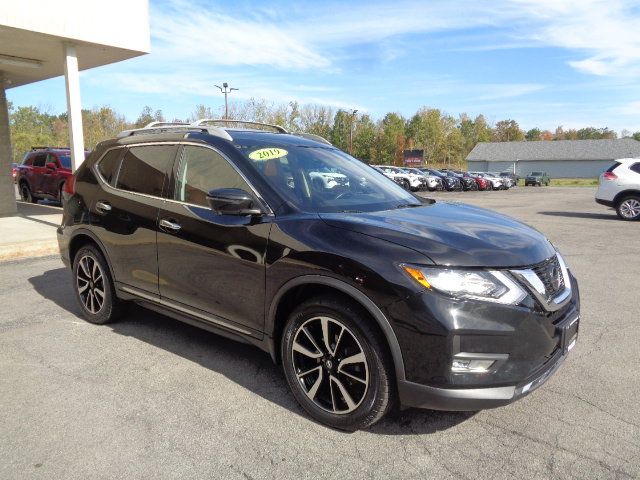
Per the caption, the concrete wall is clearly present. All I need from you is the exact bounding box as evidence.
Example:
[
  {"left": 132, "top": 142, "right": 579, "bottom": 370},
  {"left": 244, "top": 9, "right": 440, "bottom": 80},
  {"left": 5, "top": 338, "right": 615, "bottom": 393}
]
[{"left": 468, "top": 159, "right": 614, "bottom": 178}]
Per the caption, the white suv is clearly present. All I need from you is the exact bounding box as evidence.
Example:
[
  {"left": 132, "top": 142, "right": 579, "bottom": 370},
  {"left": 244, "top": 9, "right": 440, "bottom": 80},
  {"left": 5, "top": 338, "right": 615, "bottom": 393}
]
[{"left": 595, "top": 158, "right": 640, "bottom": 220}]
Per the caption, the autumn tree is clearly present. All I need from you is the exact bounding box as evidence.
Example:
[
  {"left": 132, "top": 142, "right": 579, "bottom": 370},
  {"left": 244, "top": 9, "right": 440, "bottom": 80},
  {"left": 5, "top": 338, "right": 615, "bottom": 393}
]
[{"left": 492, "top": 120, "right": 524, "bottom": 142}]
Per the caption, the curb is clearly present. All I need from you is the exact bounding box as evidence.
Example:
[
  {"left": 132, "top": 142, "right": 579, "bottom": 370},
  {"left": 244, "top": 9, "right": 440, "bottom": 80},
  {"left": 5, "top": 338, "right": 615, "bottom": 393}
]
[{"left": 0, "top": 240, "right": 60, "bottom": 262}]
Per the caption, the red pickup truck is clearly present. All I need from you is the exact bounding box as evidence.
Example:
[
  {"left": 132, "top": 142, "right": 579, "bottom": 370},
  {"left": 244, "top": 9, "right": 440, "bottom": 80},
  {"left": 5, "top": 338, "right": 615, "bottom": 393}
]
[{"left": 16, "top": 147, "right": 86, "bottom": 204}]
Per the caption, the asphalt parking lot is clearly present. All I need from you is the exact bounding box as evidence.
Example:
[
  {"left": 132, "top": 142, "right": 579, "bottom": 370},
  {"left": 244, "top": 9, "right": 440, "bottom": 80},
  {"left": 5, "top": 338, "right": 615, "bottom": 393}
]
[{"left": 1, "top": 186, "right": 638, "bottom": 479}]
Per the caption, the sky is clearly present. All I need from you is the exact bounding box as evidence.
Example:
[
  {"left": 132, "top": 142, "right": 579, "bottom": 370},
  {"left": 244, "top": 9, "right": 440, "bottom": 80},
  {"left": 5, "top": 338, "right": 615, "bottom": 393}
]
[{"left": 7, "top": 0, "right": 640, "bottom": 133}]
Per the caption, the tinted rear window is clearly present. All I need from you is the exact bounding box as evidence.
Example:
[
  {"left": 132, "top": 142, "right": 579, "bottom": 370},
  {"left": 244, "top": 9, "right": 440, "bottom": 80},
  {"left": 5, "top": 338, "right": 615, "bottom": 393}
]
[
  {"left": 606, "top": 162, "right": 621, "bottom": 173},
  {"left": 97, "top": 149, "right": 124, "bottom": 186},
  {"left": 629, "top": 163, "right": 640, "bottom": 174},
  {"left": 116, "top": 145, "right": 176, "bottom": 197}
]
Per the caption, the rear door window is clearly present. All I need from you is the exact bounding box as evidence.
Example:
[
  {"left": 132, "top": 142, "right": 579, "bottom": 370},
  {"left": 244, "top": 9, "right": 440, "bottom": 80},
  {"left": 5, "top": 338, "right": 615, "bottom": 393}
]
[
  {"left": 630, "top": 163, "right": 640, "bottom": 174},
  {"left": 97, "top": 149, "right": 124, "bottom": 186},
  {"left": 32, "top": 154, "right": 47, "bottom": 167},
  {"left": 116, "top": 145, "right": 177, "bottom": 197}
]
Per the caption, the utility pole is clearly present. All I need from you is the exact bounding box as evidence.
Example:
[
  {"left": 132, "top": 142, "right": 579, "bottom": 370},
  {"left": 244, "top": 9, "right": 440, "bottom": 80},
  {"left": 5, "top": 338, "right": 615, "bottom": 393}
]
[
  {"left": 214, "top": 82, "right": 238, "bottom": 122},
  {"left": 349, "top": 109, "right": 358, "bottom": 155}
]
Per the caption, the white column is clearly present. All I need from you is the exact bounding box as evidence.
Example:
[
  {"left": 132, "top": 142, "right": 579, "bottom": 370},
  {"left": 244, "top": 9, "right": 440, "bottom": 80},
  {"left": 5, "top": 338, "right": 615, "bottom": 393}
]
[
  {"left": 63, "top": 43, "right": 84, "bottom": 171},
  {"left": 0, "top": 72, "right": 17, "bottom": 216}
]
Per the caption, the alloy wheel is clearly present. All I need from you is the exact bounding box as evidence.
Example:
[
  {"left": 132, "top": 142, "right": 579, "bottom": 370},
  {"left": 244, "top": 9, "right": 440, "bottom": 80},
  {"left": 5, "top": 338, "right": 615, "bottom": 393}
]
[
  {"left": 76, "top": 254, "right": 106, "bottom": 314},
  {"left": 619, "top": 198, "right": 640, "bottom": 219},
  {"left": 291, "top": 316, "right": 369, "bottom": 414}
]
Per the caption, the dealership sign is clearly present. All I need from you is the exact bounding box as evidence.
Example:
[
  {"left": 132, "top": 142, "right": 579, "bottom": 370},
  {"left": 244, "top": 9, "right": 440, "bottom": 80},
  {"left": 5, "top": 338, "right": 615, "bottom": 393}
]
[{"left": 403, "top": 149, "right": 424, "bottom": 167}]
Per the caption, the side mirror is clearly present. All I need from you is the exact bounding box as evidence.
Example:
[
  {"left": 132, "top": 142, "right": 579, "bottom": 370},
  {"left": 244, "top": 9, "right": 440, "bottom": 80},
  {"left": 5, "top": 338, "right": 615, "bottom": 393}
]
[
  {"left": 206, "top": 188, "right": 263, "bottom": 216},
  {"left": 46, "top": 162, "right": 57, "bottom": 170}
]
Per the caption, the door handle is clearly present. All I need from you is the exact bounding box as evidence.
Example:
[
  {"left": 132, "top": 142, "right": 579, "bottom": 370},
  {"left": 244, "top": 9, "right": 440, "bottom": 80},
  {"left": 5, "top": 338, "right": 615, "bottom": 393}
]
[
  {"left": 95, "top": 200, "right": 112, "bottom": 214},
  {"left": 159, "top": 218, "right": 182, "bottom": 232}
]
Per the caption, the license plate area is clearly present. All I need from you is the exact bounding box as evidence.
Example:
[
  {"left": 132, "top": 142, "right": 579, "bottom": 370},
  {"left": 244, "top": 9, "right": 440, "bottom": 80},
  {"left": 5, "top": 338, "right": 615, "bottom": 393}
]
[{"left": 559, "top": 315, "right": 579, "bottom": 354}]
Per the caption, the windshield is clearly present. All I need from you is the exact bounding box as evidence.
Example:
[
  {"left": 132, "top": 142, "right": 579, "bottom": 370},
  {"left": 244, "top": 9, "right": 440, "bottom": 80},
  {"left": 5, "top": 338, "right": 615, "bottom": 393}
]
[
  {"left": 239, "top": 144, "right": 421, "bottom": 213},
  {"left": 531, "top": 172, "right": 543, "bottom": 176}
]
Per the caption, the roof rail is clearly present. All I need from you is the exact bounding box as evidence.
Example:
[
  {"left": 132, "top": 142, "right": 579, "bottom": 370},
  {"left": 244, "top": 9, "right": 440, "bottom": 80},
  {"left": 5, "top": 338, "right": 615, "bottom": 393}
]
[
  {"left": 117, "top": 125, "right": 233, "bottom": 141},
  {"left": 292, "top": 132, "right": 332, "bottom": 145},
  {"left": 143, "top": 121, "right": 190, "bottom": 128},
  {"left": 31, "top": 146, "right": 69, "bottom": 150},
  {"left": 191, "top": 119, "right": 290, "bottom": 134}
]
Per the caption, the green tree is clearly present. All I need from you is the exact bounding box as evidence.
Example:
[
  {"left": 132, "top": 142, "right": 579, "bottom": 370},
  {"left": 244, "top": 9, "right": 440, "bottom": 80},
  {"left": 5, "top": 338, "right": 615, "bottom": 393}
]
[
  {"left": 134, "top": 106, "right": 164, "bottom": 128},
  {"left": 632, "top": 132, "right": 640, "bottom": 141},
  {"left": 525, "top": 128, "right": 542, "bottom": 141},
  {"left": 378, "top": 113, "right": 406, "bottom": 165},
  {"left": 352, "top": 114, "right": 376, "bottom": 161}
]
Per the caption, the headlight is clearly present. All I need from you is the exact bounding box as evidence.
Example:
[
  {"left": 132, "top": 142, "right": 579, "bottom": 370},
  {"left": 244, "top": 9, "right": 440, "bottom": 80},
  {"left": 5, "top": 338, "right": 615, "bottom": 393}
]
[{"left": 402, "top": 265, "right": 527, "bottom": 305}]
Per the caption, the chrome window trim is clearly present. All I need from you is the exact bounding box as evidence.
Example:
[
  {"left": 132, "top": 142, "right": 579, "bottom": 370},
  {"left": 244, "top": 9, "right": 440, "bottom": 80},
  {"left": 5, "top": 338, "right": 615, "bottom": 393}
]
[{"left": 93, "top": 141, "right": 274, "bottom": 215}]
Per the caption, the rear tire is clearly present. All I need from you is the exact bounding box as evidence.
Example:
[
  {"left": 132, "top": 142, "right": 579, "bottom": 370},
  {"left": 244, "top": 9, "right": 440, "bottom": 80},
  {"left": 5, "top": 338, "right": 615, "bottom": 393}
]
[
  {"left": 20, "top": 182, "right": 37, "bottom": 203},
  {"left": 72, "top": 245, "right": 124, "bottom": 324},
  {"left": 616, "top": 195, "right": 640, "bottom": 221},
  {"left": 281, "top": 296, "right": 393, "bottom": 431}
]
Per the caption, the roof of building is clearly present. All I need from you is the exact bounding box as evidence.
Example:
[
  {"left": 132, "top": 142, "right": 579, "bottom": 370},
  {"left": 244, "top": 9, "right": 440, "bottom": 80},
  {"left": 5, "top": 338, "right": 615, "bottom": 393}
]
[{"left": 466, "top": 138, "right": 640, "bottom": 162}]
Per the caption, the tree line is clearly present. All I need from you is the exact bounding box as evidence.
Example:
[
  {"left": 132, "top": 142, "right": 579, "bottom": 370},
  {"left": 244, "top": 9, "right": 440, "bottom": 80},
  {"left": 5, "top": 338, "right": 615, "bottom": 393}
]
[{"left": 8, "top": 99, "right": 638, "bottom": 169}]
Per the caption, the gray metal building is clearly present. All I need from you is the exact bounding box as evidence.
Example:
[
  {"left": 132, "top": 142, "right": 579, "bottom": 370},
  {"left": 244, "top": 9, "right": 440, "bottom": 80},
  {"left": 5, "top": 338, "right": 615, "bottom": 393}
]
[{"left": 466, "top": 139, "right": 640, "bottom": 178}]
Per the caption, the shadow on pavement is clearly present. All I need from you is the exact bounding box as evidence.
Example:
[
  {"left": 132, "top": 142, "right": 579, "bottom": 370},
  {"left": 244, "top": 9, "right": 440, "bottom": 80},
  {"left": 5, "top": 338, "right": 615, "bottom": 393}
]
[
  {"left": 538, "top": 211, "right": 617, "bottom": 220},
  {"left": 29, "top": 267, "right": 473, "bottom": 435}
]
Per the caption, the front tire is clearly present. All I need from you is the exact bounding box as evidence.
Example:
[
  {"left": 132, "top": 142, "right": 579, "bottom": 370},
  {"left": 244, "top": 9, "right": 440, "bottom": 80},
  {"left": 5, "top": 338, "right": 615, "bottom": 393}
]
[
  {"left": 72, "top": 245, "right": 124, "bottom": 324},
  {"left": 616, "top": 195, "right": 640, "bottom": 221},
  {"left": 281, "top": 296, "right": 393, "bottom": 431}
]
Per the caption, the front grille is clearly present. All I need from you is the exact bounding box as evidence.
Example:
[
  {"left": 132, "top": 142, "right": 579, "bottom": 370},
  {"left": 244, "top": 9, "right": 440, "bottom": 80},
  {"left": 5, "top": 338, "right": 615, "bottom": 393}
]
[{"left": 531, "top": 255, "right": 565, "bottom": 300}]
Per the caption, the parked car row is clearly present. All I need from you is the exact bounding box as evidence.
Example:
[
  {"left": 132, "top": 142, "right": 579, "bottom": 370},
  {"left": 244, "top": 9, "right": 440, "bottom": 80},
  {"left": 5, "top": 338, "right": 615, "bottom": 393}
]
[{"left": 371, "top": 165, "right": 519, "bottom": 192}]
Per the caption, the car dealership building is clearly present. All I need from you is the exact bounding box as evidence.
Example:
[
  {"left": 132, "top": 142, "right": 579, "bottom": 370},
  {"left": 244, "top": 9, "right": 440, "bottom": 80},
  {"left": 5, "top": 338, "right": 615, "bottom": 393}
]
[
  {"left": 0, "top": 0, "right": 150, "bottom": 216},
  {"left": 466, "top": 138, "right": 640, "bottom": 178}
]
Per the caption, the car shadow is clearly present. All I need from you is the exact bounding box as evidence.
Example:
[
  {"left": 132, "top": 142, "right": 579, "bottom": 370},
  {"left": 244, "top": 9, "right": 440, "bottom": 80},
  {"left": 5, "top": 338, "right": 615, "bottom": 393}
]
[
  {"left": 29, "top": 267, "right": 474, "bottom": 435},
  {"left": 538, "top": 211, "right": 617, "bottom": 220}
]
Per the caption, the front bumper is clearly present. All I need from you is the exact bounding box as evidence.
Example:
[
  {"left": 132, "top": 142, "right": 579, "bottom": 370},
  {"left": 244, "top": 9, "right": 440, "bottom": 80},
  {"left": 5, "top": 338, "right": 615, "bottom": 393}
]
[
  {"left": 398, "top": 344, "right": 569, "bottom": 410},
  {"left": 388, "top": 270, "right": 580, "bottom": 411}
]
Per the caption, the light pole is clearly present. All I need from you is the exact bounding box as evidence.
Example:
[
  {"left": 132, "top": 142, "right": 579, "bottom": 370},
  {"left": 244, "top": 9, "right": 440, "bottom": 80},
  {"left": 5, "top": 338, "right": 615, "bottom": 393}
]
[
  {"left": 214, "top": 82, "right": 238, "bottom": 121},
  {"left": 349, "top": 109, "right": 358, "bottom": 155}
]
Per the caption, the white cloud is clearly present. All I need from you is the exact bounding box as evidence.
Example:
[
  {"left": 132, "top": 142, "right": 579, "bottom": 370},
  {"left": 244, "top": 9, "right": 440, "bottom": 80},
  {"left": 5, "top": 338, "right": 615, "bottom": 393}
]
[
  {"left": 87, "top": 71, "right": 364, "bottom": 112},
  {"left": 476, "top": 83, "right": 545, "bottom": 100},
  {"left": 508, "top": 0, "right": 640, "bottom": 77},
  {"left": 150, "top": 1, "right": 329, "bottom": 70}
]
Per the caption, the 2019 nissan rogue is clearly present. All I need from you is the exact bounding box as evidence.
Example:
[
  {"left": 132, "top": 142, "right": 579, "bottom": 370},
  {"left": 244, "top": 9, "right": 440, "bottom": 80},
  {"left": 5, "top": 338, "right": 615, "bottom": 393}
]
[{"left": 57, "top": 120, "right": 580, "bottom": 431}]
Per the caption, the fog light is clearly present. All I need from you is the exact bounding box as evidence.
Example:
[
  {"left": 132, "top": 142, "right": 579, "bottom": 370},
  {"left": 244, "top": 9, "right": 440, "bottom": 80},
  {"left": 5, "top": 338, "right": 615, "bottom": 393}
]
[{"left": 451, "top": 359, "right": 496, "bottom": 372}]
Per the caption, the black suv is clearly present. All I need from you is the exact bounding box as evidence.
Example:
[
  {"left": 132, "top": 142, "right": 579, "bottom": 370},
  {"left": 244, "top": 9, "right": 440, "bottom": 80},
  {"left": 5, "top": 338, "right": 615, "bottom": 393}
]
[{"left": 58, "top": 120, "right": 580, "bottom": 430}]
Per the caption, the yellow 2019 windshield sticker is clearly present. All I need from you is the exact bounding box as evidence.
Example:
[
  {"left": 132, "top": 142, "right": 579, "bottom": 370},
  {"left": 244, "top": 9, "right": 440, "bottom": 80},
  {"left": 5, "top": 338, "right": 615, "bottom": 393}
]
[{"left": 248, "top": 148, "right": 288, "bottom": 161}]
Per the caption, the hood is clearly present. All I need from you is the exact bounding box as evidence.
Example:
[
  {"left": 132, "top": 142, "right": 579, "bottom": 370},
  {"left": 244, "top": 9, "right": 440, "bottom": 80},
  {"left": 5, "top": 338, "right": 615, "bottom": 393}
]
[{"left": 320, "top": 202, "right": 554, "bottom": 267}]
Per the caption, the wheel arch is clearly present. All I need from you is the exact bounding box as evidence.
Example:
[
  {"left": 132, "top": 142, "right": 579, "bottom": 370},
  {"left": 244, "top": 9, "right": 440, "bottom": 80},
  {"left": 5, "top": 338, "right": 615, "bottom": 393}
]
[
  {"left": 613, "top": 189, "right": 640, "bottom": 206},
  {"left": 267, "top": 275, "right": 406, "bottom": 382},
  {"left": 68, "top": 230, "right": 116, "bottom": 283}
]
